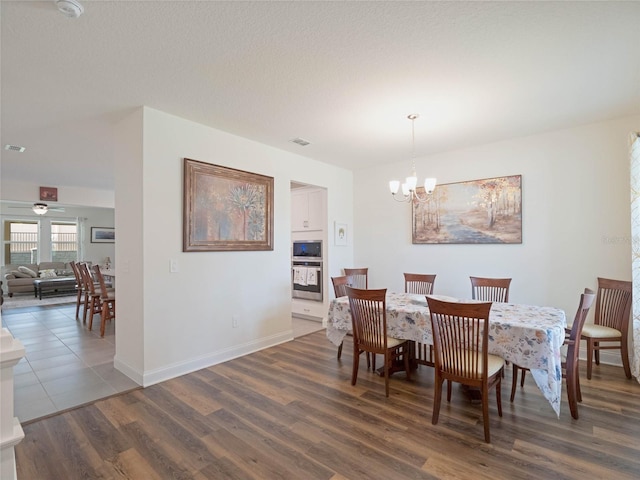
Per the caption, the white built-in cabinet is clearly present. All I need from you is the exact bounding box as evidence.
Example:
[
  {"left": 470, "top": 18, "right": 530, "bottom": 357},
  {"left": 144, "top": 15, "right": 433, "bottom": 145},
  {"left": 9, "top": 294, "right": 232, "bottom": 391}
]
[
  {"left": 291, "top": 186, "right": 328, "bottom": 322},
  {"left": 292, "top": 188, "right": 325, "bottom": 231}
]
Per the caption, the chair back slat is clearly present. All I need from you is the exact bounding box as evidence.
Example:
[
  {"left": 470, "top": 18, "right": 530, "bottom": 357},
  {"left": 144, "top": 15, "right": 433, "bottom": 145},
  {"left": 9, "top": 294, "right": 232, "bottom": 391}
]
[
  {"left": 470, "top": 276, "right": 511, "bottom": 302},
  {"left": 344, "top": 268, "right": 368, "bottom": 289},
  {"left": 595, "top": 278, "right": 632, "bottom": 332},
  {"left": 404, "top": 273, "right": 436, "bottom": 295},
  {"left": 566, "top": 288, "right": 596, "bottom": 358},
  {"left": 78, "top": 262, "right": 97, "bottom": 295},
  {"left": 331, "top": 276, "right": 352, "bottom": 298},
  {"left": 93, "top": 265, "right": 109, "bottom": 299},
  {"left": 346, "top": 287, "right": 387, "bottom": 354},
  {"left": 427, "top": 298, "right": 492, "bottom": 381}
]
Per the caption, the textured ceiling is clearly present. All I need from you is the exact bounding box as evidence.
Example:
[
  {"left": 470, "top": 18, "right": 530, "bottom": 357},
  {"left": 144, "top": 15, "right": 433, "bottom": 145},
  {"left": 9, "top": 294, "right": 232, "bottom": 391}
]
[{"left": 1, "top": 1, "right": 639, "bottom": 193}]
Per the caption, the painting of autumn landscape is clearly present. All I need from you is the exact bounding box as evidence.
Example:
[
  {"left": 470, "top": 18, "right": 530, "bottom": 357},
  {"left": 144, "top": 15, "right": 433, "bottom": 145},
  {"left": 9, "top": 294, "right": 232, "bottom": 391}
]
[{"left": 412, "top": 175, "right": 522, "bottom": 244}]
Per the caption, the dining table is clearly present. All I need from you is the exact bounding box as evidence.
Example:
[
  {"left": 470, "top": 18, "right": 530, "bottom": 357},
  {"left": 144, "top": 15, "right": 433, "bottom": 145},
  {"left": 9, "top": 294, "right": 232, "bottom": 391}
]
[{"left": 327, "top": 292, "right": 567, "bottom": 417}]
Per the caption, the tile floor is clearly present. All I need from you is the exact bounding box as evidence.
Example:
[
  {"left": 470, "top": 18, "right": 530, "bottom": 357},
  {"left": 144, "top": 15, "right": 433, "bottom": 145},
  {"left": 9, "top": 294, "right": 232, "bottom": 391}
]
[
  {"left": 1, "top": 302, "right": 138, "bottom": 423},
  {"left": 2, "top": 302, "right": 325, "bottom": 424}
]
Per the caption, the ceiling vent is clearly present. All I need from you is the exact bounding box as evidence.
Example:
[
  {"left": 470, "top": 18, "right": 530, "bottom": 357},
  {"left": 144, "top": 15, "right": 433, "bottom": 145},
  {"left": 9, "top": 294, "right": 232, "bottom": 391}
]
[
  {"left": 55, "top": 0, "right": 84, "bottom": 18},
  {"left": 4, "top": 144, "right": 26, "bottom": 153},
  {"left": 291, "top": 138, "right": 311, "bottom": 147}
]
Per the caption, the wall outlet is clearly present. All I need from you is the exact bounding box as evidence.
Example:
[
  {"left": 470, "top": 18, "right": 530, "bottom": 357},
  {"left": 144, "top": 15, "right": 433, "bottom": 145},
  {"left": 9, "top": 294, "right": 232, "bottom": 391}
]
[
  {"left": 170, "top": 259, "right": 179, "bottom": 273},
  {"left": 232, "top": 315, "right": 239, "bottom": 328}
]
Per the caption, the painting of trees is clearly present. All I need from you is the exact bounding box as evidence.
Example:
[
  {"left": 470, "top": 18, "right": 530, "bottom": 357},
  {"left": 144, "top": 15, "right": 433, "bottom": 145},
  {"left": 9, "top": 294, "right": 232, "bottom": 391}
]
[
  {"left": 183, "top": 159, "right": 273, "bottom": 251},
  {"left": 412, "top": 175, "right": 522, "bottom": 244}
]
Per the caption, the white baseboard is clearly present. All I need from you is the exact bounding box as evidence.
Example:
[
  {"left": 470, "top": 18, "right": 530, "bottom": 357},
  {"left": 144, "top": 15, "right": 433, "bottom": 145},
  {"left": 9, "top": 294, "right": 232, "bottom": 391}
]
[{"left": 140, "top": 331, "right": 293, "bottom": 387}]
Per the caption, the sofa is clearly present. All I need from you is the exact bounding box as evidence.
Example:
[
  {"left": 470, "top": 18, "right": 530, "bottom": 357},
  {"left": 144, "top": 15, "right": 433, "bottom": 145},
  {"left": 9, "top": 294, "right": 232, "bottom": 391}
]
[{"left": 2, "top": 262, "right": 73, "bottom": 297}]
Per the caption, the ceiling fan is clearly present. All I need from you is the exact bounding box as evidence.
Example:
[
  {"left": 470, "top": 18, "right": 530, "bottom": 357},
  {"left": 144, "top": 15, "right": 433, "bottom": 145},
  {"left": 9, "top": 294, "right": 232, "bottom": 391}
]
[{"left": 8, "top": 203, "right": 66, "bottom": 215}]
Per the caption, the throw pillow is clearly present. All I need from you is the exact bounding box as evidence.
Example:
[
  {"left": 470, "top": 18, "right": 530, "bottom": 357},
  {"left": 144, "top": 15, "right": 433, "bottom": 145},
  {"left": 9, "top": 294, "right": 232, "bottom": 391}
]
[
  {"left": 10, "top": 270, "right": 31, "bottom": 278},
  {"left": 39, "top": 269, "right": 57, "bottom": 278},
  {"left": 18, "top": 266, "right": 38, "bottom": 278}
]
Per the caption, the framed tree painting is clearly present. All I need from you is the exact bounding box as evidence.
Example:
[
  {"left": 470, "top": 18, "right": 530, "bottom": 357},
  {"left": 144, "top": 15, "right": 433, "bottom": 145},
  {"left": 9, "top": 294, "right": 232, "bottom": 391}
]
[
  {"left": 183, "top": 158, "right": 274, "bottom": 251},
  {"left": 412, "top": 174, "right": 522, "bottom": 244}
]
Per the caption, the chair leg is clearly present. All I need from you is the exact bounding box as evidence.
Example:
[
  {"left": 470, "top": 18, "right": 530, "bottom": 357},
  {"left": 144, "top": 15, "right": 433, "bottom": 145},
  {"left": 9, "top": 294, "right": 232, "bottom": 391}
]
[
  {"left": 432, "top": 376, "right": 443, "bottom": 425},
  {"left": 87, "top": 298, "right": 95, "bottom": 330},
  {"left": 337, "top": 341, "right": 343, "bottom": 360},
  {"left": 82, "top": 295, "right": 90, "bottom": 325},
  {"left": 621, "top": 338, "right": 632, "bottom": 379},
  {"left": 586, "top": 339, "right": 594, "bottom": 380},
  {"left": 594, "top": 341, "right": 600, "bottom": 365},
  {"left": 482, "top": 384, "right": 491, "bottom": 443},
  {"left": 566, "top": 366, "right": 579, "bottom": 420},
  {"left": 403, "top": 345, "right": 411, "bottom": 381},
  {"left": 100, "top": 301, "right": 109, "bottom": 337},
  {"left": 510, "top": 364, "right": 519, "bottom": 402},
  {"left": 351, "top": 346, "right": 360, "bottom": 386},
  {"left": 496, "top": 374, "right": 503, "bottom": 417},
  {"left": 384, "top": 353, "right": 390, "bottom": 397},
  {"left": 75, "top": 291, "right": 82, "bottom": 320}
]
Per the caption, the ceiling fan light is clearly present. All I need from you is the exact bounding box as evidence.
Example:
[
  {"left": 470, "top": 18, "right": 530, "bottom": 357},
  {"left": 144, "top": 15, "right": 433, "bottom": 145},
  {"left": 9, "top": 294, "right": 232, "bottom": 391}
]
[{"left": 33, "top": 203, "right": 48, "bottom": 215}]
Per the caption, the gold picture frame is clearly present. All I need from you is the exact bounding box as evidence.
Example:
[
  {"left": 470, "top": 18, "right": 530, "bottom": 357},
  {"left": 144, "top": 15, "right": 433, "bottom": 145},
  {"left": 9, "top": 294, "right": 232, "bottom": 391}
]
[
  {"left": 412, "top": 174, "right": 522, "bottom": 244},
  {"left": 183, "top": 158, "right": 274, "bottom": 252}
]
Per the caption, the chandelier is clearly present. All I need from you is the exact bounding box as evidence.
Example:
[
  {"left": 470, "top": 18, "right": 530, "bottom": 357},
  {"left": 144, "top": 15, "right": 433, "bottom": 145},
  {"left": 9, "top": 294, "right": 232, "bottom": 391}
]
[{"left": 389, "top": 114, "right": 437, "bottom": 203}]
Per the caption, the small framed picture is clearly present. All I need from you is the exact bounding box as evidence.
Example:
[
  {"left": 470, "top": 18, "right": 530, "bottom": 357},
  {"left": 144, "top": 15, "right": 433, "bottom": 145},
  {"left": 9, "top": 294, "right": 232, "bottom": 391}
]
[
  {"left": 40, "top": 186, "right": 58, "bottom": 202},
  {"left": 91, "top": 227, "right": 115, "bottom": 243},
  {"left": 335, "top": 222, "right": 348, "bottom": 246}
]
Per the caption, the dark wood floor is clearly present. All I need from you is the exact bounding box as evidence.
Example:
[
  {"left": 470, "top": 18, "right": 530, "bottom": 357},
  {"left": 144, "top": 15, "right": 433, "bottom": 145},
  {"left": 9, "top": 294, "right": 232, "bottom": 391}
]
[{"left": 15, "top": 330, "right": 640, "bottom": 479}]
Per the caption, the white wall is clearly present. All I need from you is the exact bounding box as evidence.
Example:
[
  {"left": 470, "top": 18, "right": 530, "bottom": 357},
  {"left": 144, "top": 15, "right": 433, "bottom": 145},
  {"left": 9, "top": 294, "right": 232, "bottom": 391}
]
[
  {"left": 114, "top": 107, "right": 354, "bottom": 385},
  {"left": 354, "top": 115, "right": 640, "bottom": 319}
]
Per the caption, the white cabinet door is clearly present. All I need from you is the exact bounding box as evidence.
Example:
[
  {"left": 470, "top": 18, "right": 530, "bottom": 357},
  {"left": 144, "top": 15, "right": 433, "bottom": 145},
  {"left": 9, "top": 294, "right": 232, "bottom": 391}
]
[
  {"left": 291, "top": 191, "right": 310, "bottom": 231},
  {"left": 306, "top": 189, "right": 324, "bottom": 230},
  {"left": 291, "top": 189, "right": 325, "bottom": 231}
]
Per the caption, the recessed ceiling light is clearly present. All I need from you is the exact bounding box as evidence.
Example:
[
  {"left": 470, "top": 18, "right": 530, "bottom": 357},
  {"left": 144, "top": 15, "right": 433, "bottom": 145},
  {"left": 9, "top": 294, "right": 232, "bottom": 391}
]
[
  {"left": 55, "top": 0, "right": 84, "bottom": 18},
  {"left": 4, "top": 145, "right": 26, "bottom": 153},
  {"left": 291, "top": 138, "right": 311, "bottom": 147}
]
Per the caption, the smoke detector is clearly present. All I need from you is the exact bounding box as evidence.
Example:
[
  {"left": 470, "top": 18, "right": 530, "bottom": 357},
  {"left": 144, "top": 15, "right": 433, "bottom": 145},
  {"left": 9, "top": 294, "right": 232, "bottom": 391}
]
[{"left": 55, "top": 0, "right": 84, "bottom": 18}]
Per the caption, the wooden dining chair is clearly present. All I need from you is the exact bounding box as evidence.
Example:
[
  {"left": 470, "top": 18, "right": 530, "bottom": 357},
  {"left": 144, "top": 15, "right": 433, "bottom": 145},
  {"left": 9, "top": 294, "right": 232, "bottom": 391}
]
[
  {"left": 343, "top": 268, "right": 368, "bottom": 289},
  {"left": 581, "top": 277, "right": 632, "bottom": 380},
  {"left": 77, "top": 262, "right": 102, "bottom": 326},
  {"left": 69, "top": 261, "right": 85, "bottom": 321},
  {"left": 346, "top": 286, "right": 411, "bottom": 397},
  {"left": 404, "top": 273, "right": 436, "bottom": 367},
  {"left": 426, "top": 296, "right": 503, "bottom": 443},
  {"left": 510, "top": 288, "right": 595, "bottom": 420},
  {"left": 332, "top": 275, "right": 352, "bottom": 360},
  {"left": 93, "top": 265, "right": 115, "bottom": 337},
  {"left": 404, "top": 273, "right": 436, "bottom": 295},
  {"left": 470, "top": 276, "right": 511, "bottom": 302}
]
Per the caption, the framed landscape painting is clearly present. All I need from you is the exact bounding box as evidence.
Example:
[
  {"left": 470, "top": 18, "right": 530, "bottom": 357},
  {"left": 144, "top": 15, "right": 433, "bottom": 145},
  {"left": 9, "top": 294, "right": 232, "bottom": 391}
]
[
  {"left": 183, "top": 158, "right": 274, "bottom": 252},
  {"left": 412, "top": 174, "right": 522, "bottom": 244},
  {"left": 91, "top": 227, "right": 115, "bottom": 243}
]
